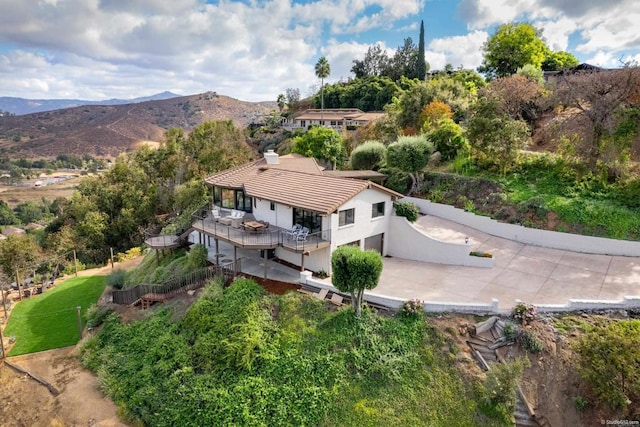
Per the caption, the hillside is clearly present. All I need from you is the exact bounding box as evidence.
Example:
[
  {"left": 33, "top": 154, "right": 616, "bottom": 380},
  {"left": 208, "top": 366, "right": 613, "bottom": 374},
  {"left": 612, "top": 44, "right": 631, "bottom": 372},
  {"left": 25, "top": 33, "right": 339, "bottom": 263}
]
[
  {"left": 0, "top": 91, "right": 180, "bottom": 115},
  {"left": 0, "top": 92, "right": 276, "bottom": 159}
]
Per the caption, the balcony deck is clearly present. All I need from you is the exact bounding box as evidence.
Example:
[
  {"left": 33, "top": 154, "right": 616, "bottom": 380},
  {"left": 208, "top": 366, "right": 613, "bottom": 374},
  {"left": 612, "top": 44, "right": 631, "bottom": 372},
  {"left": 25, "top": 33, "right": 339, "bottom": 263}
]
[{"left": 192, "top": 218, "right": 330, "bottom": 254}]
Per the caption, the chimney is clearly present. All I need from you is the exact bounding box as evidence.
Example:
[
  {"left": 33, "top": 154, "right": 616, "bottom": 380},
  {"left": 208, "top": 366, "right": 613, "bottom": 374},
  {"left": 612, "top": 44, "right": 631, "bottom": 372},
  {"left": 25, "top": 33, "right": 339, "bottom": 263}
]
[{"left": 264, "top": 149, "right": 279, "bottom": 165}]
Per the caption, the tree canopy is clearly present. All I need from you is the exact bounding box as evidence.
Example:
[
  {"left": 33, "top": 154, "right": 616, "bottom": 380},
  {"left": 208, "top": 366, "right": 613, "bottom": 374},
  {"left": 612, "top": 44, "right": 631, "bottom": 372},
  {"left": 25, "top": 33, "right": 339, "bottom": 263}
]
[
  {"left": 330, "top": 245, "right": 383, "bottom": 317},
  {"left": 291, "top": 126, "right": 345, "bottom": 169},
  {"left": 478, "top": 23, "right": 548, "bottom": 79},
  {"left": 386, "top": 135, "right": 434, "bottom": 194}
]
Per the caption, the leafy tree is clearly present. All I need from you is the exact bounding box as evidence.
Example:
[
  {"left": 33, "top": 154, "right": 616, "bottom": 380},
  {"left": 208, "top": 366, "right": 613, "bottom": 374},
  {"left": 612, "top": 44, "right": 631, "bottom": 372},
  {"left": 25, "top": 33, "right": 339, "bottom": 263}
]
[
  {"left": 516, "top": 64, "right": 544, "bottom": 85},
  {"left": 576, "top": 320, "right": 640, "bottom": 415},
  {"left": 319, "top": 76, "right": 401, "bottom": 111},
  {"left": 419, "top": 100, "right": 453, "bottom": 133},
  {"left": 330, "top": 245, "right": 383, "bottom": 317},
  {"left": 417, "top": 20, "right": 427, "bottom": 81},
  {"left": 551, "top": 66, "right": 640, "bottom": 180},
  {"left": 0, "top": 234, "right": 41, "bottom": 281},
  {"left": 542, "top": 50, "right": 579, "bottom": 71},
  {"left": 386, "top": 135, "right": 434, "bottom": 194},
  {"left": 466, "top": 96, "right": 530, "bottom": 175},
  {"left": 478, "top": 23, "right": 548, "bottom": 78},
  {"left": 351, "top": 44, "right": 391, "bottom": 78},
  {"left": 285, "top": 88, "right": 301, "bottom": 110},
  {"left": 425, "top": 119, "right": 467, "bottom": 160},
  {"left": 387, "top": 37, "right": 419, "bottom": 81},
  {"left": 276, "top": 93, "right": 286, "bottom": 112},
  {"left": 0, "top": 200, "right": 17, "bottom": 225},
  {"left": 315, "top": 56, "right": 331, "bottom": 119},
  {"left": 350, "top": 140, "right": 386, "bottom": 170},
  {"left": 291, "top": 126, "right": 345, "bottom": 169}
]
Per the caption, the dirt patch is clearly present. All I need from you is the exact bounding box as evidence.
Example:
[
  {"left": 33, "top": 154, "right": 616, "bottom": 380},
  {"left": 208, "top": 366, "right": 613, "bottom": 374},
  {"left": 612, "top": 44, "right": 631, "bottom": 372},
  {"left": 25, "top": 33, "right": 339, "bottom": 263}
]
[
  {"left": 0, "top": 347, "right": 125, "bottom": 427},
  {"left": 429, "top": 313, "right": 632, "bottom": 427}
]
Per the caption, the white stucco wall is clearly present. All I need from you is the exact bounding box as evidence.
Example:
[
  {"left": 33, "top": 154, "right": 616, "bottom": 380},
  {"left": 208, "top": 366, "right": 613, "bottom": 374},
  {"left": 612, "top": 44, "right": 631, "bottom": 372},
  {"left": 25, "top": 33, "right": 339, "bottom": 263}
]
[
  {"left": 252, "top": 199, "right": 294, "bottom": 229},
  {"left": 330, "top": 188, "right": 393, "bottom": 254},
  {"left": 386, "top": 216, "right": 494, "bottom": 267},
  {"left": 276, "top": 247, "right": 331, "bottom": 274},
  {"left": 404, "top": 197, "right": 640, "bottom": 257}
]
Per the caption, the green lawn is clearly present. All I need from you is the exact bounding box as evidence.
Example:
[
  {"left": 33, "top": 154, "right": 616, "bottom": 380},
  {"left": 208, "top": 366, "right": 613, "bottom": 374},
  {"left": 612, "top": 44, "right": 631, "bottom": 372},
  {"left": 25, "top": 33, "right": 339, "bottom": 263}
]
[{"left": 5, "top": 275, "right": 106, "bottom": 356}]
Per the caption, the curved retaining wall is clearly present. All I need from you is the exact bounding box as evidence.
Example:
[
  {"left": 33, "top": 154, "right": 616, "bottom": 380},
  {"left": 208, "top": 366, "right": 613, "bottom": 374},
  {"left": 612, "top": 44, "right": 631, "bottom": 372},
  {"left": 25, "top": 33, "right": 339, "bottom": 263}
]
[
  {"left": 404, "top": 197, "right": 640, "bottom": 257},
  {"left": 386, "top": 215, "right": 494, "bottom": 268}
]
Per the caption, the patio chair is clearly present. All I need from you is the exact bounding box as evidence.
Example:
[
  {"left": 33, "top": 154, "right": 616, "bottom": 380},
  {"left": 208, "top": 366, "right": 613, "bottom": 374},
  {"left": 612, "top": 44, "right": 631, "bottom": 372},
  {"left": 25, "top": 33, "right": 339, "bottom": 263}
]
[
  {"left": 285, "top": 224, "right": 302, "bottom": 240},
  {"left": 314, "top": 288, "right": 329, "bottom": 300},
  {"left": 211, "top": 209, "right": 221, "bottom": 222},
  {"left": 296, "top": 227, "right": 309, "bottom": 241}
]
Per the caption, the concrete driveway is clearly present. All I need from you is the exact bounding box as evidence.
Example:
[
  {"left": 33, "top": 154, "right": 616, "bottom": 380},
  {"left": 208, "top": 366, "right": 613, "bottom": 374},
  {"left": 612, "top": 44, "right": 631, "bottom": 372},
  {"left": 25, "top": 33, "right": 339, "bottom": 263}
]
[{"left": 375, "top": 216, "right": 640, "bottom": 309}]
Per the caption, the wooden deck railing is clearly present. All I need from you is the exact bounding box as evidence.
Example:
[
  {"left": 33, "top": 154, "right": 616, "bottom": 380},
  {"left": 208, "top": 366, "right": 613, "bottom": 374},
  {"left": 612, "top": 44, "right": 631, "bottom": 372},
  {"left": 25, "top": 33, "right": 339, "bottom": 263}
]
[{"left": 112, "top": 264, "right": 234, "bottom": 305}]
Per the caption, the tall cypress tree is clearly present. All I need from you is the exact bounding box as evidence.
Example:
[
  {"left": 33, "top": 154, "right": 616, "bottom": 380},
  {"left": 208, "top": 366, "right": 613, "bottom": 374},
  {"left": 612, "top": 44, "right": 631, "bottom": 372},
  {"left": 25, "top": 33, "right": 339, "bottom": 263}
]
[{"left": 417, "top": 20, "right": 427, "bottom": 80}]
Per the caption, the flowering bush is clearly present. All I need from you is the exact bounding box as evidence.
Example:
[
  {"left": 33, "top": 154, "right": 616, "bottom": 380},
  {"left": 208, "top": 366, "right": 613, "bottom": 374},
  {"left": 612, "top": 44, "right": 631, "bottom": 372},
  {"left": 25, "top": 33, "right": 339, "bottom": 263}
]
[
  {"left": 401, "top": 298, "right": 423, "bottom": 317},
  {"left": 512, "top": 302, "right": 537, "bottom": 324},
  {"left": 469, "top": 251, "right": 493, "bottom": 258}
]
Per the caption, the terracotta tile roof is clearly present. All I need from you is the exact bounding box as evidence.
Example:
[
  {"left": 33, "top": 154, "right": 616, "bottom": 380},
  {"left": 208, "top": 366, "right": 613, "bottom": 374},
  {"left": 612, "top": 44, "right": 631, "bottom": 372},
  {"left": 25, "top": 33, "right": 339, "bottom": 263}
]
[
  {"left": 243, "top": 169, "right": 400, "bottom": 215},
  {"left": 204, "top": 153, "right": 402, "bottom": 214},
  {"left": 322, "top": 170, "right": 387, "bottom": 180},
  {"left": 204, "top": 154, "right": 323, "bottom": 188}
]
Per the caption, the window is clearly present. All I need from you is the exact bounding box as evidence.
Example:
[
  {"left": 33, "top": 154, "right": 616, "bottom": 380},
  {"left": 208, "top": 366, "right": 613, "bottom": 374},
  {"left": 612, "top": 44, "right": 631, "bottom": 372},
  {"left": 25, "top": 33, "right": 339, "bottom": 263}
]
[
  {"left": 372, "top": 202, "right": 385, "bottom": 218},
  {"left": 339, "top": 208, "right": 355, "bottom": 226},
  {"left": 270, "top": 202, "right": 275, "bottom": 211},
  {"left": 293, "top": 208, "right": 322, "bottom": 234}
]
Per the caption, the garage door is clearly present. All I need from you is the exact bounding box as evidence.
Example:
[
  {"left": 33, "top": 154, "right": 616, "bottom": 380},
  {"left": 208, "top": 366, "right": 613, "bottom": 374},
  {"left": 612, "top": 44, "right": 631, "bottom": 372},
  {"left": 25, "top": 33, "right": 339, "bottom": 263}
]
[{"left": 364, "top": 233, "right": 384, "bottom": 253}]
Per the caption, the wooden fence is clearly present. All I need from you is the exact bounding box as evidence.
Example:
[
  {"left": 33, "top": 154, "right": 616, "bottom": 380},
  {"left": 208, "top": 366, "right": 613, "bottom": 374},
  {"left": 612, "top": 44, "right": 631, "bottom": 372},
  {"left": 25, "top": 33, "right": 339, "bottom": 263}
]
[{"left": 112, "top": 264, "right": 235, "bottom": 305}]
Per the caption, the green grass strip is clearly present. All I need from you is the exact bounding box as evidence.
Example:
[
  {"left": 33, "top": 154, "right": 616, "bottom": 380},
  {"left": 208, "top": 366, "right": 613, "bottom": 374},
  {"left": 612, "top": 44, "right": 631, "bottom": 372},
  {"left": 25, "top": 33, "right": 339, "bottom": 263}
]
[{"left": 4, "top": 275, "right": 106, "bottom": 356}]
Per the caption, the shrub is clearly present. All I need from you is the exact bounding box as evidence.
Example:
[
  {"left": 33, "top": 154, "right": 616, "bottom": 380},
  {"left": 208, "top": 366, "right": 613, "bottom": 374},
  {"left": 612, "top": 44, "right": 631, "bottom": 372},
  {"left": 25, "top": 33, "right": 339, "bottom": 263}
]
[
  {"left": 350, "top": 140, "right": 386, "bottom": 170},
  {"left": 106, "top": 269, "right": 127, "bottom": 290},
  {"left": 512, "top": 302, "right": 537, "bottom": 324},
  {"left": 400, "top": 298, "right": 423, "bottom": 318},
  {"left": 576, "top": 319, "right": 640, "bottom": 413},
  {"left": 115, "top": 247, "right": 143, "bottom": 262},
  {"left": 85, "top": 304, "right": 113, "bottom": 329},
  {"left": 518, "top": 330, "right": 543, "bottom": 353},
  {"left": 503, "top": 322, "right": 519, "bottom": 341},
  {"left": 393, "top": 201, "right": 419, "bottom": 222},
  {"left": 187, "top": 244, "right": 209, "bottom": 269},
  {"left": 479, "top": 357, "right": 530, "bottom": 423}
]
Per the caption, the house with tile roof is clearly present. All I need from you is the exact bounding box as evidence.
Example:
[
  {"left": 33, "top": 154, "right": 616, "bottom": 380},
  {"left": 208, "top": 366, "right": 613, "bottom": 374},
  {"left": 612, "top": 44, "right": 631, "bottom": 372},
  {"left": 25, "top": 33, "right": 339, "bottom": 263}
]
[
  {"left": 192, "top": 151, "right": 402, "bottom": 275},
  {"left": 282, "top": 108, "right": 385, "bottom": 131}
]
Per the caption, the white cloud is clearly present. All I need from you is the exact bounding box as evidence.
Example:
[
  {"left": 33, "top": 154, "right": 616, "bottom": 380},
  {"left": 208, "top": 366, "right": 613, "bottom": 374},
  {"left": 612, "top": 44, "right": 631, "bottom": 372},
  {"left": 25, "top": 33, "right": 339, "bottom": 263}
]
[{"left": 427, "top": 30, "right": 488, "bottom": 71}]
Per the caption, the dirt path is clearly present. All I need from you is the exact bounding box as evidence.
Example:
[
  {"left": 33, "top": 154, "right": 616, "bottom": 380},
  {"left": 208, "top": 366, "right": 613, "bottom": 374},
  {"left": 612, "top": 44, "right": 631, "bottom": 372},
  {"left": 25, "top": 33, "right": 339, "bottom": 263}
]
[{"left": 0, "top": 347, "right": 125, "bottom": 427}]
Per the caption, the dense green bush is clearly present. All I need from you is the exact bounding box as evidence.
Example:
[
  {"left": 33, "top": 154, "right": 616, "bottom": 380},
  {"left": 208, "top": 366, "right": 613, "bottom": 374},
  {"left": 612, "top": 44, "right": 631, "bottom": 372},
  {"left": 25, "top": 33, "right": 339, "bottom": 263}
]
[
  {"left": 350, "top": 140, "right": 387, "bottom": 170},
  {"left": 106, "top": 269, "right": 126, "bottom": 289},
  {"left": 82, "top": 278, "right": 483, "bottom": 426},
  {"left": 393, "top": 201, "right": 420, "bottom": 222},
  {"left": 187, "top": 244, "right": 209, "bottom": 269},
  {"left": 576, "top": 320, "right": 640, "bottom": 415},
  {"left": 479, "top": 357, "right": 529, "bottom": 424}
]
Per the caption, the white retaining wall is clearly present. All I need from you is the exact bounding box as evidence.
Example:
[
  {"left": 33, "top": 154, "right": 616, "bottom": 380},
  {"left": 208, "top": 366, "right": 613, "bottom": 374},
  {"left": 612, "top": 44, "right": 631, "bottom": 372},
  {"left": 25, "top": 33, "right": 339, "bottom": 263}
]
[
  {"left": 404, "top": 197, "right": 640, "bottom": 257},
  {"left": 301, "top": 273, "right": 640, "bottom": 314},
  {"left": 386, "top": 215, "right": 494, "bottom": 268}
]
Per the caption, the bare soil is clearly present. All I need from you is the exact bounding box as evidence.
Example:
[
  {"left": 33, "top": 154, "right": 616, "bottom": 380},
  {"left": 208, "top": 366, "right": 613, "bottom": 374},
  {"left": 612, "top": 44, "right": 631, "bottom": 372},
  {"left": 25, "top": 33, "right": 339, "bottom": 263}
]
[
  {"left": 0, "top": 347, "right": 125, "bottom": 427},
  {"left": 430, "top": 313, "right": 637, "bottom": 427}
]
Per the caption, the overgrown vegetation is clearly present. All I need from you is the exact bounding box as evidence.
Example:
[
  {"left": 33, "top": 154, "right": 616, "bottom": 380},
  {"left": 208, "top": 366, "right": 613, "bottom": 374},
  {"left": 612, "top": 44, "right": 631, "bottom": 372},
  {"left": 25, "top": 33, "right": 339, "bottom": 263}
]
[
  {"left": 81, "top": 278, "right": 489, "bottom": 426},
  {"left": 575, "top": 319, "right": 640, "bottom": 416}
]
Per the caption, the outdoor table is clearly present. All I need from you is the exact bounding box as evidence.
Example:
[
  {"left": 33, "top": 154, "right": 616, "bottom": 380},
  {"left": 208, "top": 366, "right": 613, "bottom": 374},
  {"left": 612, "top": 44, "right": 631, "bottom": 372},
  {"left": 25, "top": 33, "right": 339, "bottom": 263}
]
[{"left": 243, "top": 221, "right": 266, "bottom": 232}]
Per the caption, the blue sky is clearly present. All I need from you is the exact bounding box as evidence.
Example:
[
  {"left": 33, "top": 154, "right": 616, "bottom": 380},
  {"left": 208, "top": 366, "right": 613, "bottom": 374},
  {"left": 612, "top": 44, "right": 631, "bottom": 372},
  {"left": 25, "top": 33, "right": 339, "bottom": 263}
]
[{"left": 0, "top": 0, "right": 638, "bottom": 102}]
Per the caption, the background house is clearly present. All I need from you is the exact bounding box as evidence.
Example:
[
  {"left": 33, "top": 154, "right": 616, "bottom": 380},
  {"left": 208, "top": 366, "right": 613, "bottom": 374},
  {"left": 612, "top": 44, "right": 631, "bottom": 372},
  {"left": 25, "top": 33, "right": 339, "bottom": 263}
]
[{"left": 281, "top": 108, "right": 385, "bottom": 131}]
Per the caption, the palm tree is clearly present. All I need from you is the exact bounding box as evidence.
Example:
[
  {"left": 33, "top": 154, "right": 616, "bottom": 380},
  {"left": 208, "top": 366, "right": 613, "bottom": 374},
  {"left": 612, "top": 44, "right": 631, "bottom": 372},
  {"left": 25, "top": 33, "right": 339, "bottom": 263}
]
[{"left": 315, "top": 56, "right": 330, "bottom": 124}]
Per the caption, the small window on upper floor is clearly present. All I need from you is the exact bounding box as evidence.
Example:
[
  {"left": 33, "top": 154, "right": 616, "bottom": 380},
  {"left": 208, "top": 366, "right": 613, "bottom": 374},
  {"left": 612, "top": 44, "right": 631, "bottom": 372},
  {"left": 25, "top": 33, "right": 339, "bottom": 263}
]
[
  {"left": 339, "top": 208, "right": 355, "bottom": 226},
  {"left": 372, "top": 202, "right": 385, "bottom": 218},
  {"left": 270, "top": 201, "right": 275, "bottom": 211}
]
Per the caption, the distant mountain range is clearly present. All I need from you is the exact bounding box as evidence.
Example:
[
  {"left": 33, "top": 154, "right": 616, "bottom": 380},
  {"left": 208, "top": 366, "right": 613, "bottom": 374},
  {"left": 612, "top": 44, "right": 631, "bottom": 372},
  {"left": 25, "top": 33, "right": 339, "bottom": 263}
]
[
  {"left": 0, "top": 91, "right": 181, "bottom": 116},
  {"left": 0, "top": 91, "right": 277, "bottom": 159}
]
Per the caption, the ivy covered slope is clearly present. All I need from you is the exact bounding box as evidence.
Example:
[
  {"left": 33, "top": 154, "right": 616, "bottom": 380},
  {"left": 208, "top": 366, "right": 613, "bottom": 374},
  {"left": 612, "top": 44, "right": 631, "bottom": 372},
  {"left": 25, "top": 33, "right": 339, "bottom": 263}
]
[{"left": 81, "top": 278, "right": 487, "bottom": 426}]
